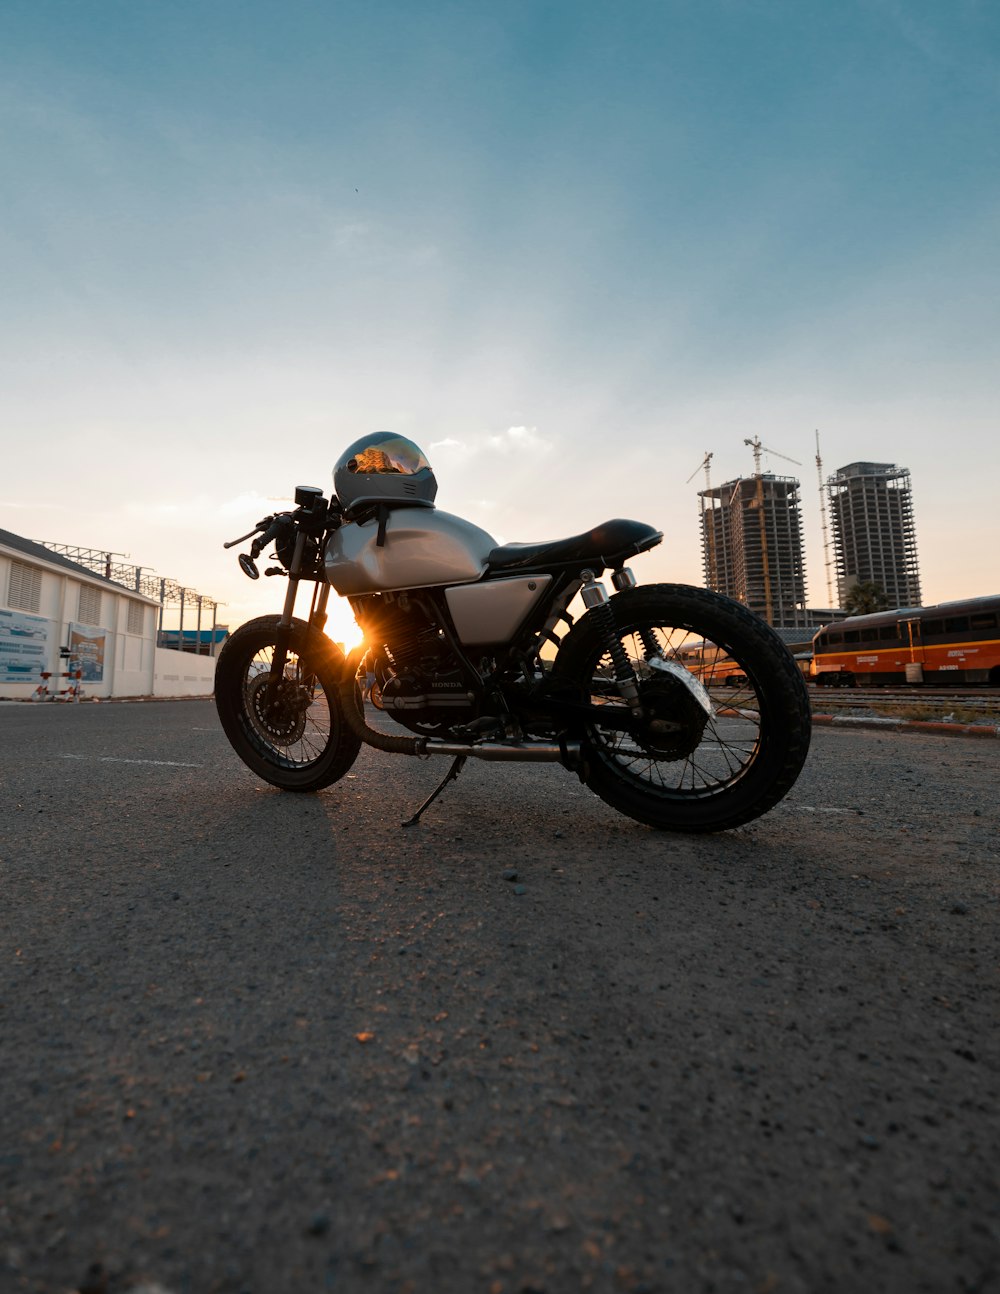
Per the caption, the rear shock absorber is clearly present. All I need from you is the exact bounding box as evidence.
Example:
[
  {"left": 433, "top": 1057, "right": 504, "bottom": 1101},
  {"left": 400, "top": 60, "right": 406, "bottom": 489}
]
[
  {"left": 611, "top": 567, "right": 661, "bottom": 663},
  {"left": 580, "top": 569, "right": 642, "bottom": 711}
]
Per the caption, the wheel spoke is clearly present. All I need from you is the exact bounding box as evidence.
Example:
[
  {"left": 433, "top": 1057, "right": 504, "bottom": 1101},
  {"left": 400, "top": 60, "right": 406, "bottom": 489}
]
[
  {"left": 243, "top": 644, "right": 334, "bottom": 768},
  {"left": 583, "top": 621, "right": 765, "bottom": 797},
  {"left": 548, "top": 585, "right": 810, "bottom": 831},
  {"left": 214, "top": 615, "right": 362, "bottom": 793}
]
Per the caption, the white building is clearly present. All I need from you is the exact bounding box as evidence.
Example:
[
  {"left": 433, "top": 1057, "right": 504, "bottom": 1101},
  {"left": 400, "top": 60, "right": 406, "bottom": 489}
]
[{"left": 0, "top": 528, "right": 217, "bottom": 700}]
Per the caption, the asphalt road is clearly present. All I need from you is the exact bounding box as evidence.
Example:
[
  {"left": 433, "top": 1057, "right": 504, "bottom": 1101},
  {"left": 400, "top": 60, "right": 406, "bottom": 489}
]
[{"left": 2, "top": 700, "right": 998, "bottom": 1294}]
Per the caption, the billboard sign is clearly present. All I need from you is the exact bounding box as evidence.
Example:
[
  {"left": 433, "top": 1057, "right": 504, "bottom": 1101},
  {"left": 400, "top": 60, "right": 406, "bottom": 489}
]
[
  {"left": 0, "top": 608, "right": 49, "bottom": 683},
  {"left": 68, "top": 623, "right": 108, "bottom": 682}
]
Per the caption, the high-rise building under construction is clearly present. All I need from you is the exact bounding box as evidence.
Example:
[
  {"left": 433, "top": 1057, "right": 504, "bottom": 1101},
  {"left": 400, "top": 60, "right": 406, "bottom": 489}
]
[
  {"left": 826, "top": 462, "right": 921, "bottom": 608},
  {"left": 699, "top": 474, "right": 809, "bottom": 628}
]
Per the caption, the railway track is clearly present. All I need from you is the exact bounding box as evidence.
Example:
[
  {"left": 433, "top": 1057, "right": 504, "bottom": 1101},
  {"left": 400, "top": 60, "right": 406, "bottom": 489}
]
[
  {"left": 812, "top": 685, "right": 999, "bottom": 699},
  {"left": 806, "top": 686, "right": 1000, "bottom": 719}
]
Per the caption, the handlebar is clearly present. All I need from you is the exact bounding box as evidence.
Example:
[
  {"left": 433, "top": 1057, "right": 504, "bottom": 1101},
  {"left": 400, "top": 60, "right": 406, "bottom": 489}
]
[
  {"left": 223, "top": 524, "right": 267, "bottom": 550},
  {"left": 225, "top": 493, "right": 340, "bottom": 581},
  {"left": 251, "top": 515, "right": 294, "bottom": 558},
  {"left": 223, "top": 511, "right": 292, "bottom": 554}
]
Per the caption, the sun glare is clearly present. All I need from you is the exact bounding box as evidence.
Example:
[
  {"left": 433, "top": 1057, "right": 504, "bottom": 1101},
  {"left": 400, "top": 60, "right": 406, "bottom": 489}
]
[{"left": 324, "top": 598, "right": 365, "bottom": 655}]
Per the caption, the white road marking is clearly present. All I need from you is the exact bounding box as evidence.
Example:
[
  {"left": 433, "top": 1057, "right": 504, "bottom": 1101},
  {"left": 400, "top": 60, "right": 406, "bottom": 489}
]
[{"left": 60, "top": 755, "right": 202, "bottom": 768}]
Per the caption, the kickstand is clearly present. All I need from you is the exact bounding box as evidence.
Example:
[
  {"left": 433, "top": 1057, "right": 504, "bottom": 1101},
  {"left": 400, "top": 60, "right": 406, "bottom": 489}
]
[{"left": 402, "top": 755, "right": 467, "bottom": 828}]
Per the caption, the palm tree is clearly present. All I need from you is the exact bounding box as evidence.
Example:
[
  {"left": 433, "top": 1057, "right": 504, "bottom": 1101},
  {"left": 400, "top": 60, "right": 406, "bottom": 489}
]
[{"left": 844, "top": 581, "right": 890, "bottom": 615}]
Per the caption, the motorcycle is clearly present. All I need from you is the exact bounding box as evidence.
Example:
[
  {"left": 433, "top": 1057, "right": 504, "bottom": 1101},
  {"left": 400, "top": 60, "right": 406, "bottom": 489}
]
[{"left": 215, "top": 433, "right": 811, "bottom": 830}]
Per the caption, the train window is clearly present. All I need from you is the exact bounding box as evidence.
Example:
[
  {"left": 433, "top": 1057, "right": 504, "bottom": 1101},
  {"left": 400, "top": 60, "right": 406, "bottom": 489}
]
[
  {"left": 843, "top": 630, "right": 860, "bottom": 643},
  {"left": 945, "top": 616, "right": 969, "bottom": 633},
  {"left": 970, "top": 612, "right": 997, "bottom": 630},
  {"left": 877, "top": 626, "right": 898, "bottom": 641},
  {"left": 827, "top": 632, "right": 843, "bottom": 645},
  {"left": 922, "top": 619, "right": 944, "bottom": 638}
]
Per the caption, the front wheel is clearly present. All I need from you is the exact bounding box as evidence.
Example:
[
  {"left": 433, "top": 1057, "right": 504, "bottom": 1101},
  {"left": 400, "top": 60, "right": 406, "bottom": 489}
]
[
  {"left": 552, "top": 585, "right": 812, "bottom": 832},
  {"left": 215, "top": 615, "right": 362, "bottom": 791}
]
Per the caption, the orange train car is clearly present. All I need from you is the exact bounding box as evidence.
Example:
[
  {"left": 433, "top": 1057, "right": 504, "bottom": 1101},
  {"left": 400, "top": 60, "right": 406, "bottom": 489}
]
[
  {"left": 675, "top": 642, "right": 748, "bottom": 688},
  {"left": 810, "top": 595, "right": 1000, "bottom": 687}
]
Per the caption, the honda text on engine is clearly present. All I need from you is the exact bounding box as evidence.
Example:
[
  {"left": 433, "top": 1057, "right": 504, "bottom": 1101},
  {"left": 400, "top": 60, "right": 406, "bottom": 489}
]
[{"left": 215, "top": 433, "right": 811, "bottom": 830}]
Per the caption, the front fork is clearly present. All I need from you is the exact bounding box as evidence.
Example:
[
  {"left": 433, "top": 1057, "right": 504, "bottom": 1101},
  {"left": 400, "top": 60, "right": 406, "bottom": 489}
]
[{"left": 264, "top": 533, "right": 331, "bottom": 712}]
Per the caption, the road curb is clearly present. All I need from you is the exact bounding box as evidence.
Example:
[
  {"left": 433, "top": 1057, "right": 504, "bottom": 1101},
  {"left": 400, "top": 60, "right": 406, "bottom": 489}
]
[
  {"left": 812, "top": 713, "right": 1000, "bottom": 739},
  {"left": 1, "top": 694, "right": 214, "bottom": 705}
]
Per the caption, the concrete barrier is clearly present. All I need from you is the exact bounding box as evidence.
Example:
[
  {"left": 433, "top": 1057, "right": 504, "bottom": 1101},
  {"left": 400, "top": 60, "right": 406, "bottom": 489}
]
[{"left": 152, "top": 646, "right": 216, "bottom": 698}]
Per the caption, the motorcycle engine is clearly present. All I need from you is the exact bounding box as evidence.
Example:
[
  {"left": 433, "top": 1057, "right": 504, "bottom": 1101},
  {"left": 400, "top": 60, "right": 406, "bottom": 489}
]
[{"left": 351, "top": 592, "right": 479, "bottom": 726}]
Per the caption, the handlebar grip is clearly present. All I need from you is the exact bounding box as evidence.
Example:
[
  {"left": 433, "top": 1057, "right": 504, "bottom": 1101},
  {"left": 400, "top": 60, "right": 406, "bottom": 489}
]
[{"left": 251, "top": 514, "right": 293, "bottom": 558}]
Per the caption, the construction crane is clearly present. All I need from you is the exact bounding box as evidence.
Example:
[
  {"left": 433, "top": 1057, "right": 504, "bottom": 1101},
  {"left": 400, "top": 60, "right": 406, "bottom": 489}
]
[
  {"left": 686, "top": 452, "right": 718, "bottom": 589},
  {"left": 815, "top": 429, "right": 835, "bottom": 607},
  {"left": 742, "top": 437, "right": 801, "bottom": 626},
  {"left": 685, "top": 451, "right": 713, "bottom": 488},
  {"left": 743, "top": 436, "right": 801, "bottom": 475}
]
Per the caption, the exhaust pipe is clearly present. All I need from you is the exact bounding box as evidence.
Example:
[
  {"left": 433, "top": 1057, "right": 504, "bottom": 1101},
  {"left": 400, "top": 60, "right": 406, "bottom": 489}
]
[{"left": 417, "top": 738, "right": 577, "bottom": 762}]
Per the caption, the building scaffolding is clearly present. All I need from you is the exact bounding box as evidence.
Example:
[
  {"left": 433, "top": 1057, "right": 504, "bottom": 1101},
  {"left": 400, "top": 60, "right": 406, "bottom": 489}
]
[
  {"left": 825, "top": 462, "right": 922, "bottom": 609},
  {"left": 814, "top": 430, "right": 835, "bottom": 608},
  {"left": 699, "top": 474, "right": 810, "bottom": 628},
  {"left": 36, "top": 542, "right": 224, "bottom": 654}
]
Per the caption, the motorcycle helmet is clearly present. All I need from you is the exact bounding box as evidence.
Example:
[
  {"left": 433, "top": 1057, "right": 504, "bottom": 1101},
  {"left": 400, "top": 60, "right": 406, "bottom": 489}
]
[{"left": 333, "top": 432, "right": 438, "bottom": 514}]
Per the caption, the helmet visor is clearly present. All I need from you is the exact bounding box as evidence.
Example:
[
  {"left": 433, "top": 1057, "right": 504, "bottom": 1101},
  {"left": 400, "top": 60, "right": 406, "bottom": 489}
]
[{"left": 348, "top": 437, "right": 431, "bottom": 476}]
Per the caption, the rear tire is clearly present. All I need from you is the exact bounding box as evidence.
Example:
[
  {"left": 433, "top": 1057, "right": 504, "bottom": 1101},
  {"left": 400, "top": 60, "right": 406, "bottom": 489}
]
[
  {"left": 215, "top": 615, "right": 362, "bottom": 791},
  {"left": 553, "top": 585, "right": 812, "bottom": 832}
]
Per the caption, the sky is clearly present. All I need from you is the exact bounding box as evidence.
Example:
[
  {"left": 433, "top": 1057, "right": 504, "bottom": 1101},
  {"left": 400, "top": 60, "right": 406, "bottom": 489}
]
[{"left": 2, "top": 0, "right": 998, "bottom": 644}]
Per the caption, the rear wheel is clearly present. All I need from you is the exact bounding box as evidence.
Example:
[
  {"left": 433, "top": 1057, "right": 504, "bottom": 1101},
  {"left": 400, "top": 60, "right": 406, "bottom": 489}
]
[
  {"left": 552, "top": 585, "right": 812, "bottom": 831},
  {"left": 215, "top": 615, "right": 362, "bottom": 791}
]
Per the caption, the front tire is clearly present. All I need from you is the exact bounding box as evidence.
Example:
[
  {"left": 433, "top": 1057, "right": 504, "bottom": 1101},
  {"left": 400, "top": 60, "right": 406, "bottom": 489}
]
[
  {"left": 552, "top": 585, "right": 811, "bottom": 832},
  {"left": 215, "top": 615, "right": 362, "bottom": 791}
]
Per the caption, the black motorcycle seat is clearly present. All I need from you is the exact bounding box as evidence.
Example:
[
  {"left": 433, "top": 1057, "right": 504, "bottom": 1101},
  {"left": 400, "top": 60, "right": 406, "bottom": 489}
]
[{"left": 485, "top": 518, "right": 662, "bottom": 574}]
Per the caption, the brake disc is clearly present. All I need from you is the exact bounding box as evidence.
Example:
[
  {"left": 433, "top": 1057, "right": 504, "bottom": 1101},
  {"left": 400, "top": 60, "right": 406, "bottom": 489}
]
[{"left": 247, "top": 673, "right": 309, "bottom": 745}]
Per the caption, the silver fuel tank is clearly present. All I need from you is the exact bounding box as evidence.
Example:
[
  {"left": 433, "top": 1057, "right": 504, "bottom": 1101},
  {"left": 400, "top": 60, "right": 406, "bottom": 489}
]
[{"left": 324, "top": 507, "right": 497, "bottom": 596}]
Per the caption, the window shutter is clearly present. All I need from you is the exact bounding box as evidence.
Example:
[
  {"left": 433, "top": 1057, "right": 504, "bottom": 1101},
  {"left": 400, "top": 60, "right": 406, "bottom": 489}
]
[
  {"left": 78, "top": 584, "right": 102, "bottom": 625},
  {"left": 8, "top": 561, "right": 42, "bottom": 612}
]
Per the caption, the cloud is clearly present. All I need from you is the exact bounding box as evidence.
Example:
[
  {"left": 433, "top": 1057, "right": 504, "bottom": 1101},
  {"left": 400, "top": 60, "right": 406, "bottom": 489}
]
[
  {"left": 331, "top": 222, "right": 372, "bottom": 253},
  {"left": 219, "top": 491, "right": 292, "bottom": 518},
  {"left": 0, "top": 499, "right": 66, "bottom": 513},
  {"left": 329, "top": 221, "right": 440, "bottom": 268},
  {"left": 409, "top": 243, "right": 441, "bottom": 267},
  {"left": 121, "top": 492, "right": 291, "bottom": 528},
  {"left": 484, "top": 425, "right": 553, "bottom": 456}
]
